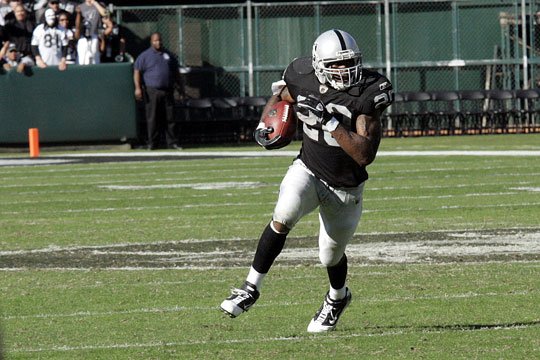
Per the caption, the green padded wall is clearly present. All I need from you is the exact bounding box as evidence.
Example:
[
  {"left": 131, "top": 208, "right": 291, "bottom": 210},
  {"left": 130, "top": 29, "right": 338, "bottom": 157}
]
[{"left": 0, "top": 63, "right": 137, "bottom": 144}]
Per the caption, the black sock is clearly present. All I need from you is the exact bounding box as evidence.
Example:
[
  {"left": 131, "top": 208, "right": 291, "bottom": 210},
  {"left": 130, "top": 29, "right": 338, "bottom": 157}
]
[
  {"left": 251, "top": 223, "right": 287, "bottom": 274},
  {"left": 327, "top": 254, "right": 348, "bottom": 290}
]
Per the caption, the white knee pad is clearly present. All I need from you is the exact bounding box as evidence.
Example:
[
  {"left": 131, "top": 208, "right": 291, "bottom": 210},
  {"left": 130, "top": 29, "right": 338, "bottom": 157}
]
[{"left": 318, "top": 238, "right": 346, "bottom": 267}]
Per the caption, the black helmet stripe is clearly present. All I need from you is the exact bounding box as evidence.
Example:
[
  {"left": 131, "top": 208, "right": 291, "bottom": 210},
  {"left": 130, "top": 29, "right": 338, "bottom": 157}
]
[{"left": 333, "top": 29, "right": 346, "bottom": 50}]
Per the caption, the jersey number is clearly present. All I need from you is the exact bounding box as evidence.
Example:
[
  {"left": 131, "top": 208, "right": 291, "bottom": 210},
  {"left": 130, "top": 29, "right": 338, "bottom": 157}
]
[
  {"left": 302, "top": 102, "right": 352, "bottom": 147},
  {"left": 44, "top": 33, "right": 60, "bottom": 49}
]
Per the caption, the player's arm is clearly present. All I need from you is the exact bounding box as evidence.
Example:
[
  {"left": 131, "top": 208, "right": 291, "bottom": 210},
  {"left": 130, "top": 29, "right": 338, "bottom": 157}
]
[
  {"left": 260, "top": 81, "right": 294, "bottom": 119},
  {"left": 330, "top": 111, "right": 382, "bottom": 166}
]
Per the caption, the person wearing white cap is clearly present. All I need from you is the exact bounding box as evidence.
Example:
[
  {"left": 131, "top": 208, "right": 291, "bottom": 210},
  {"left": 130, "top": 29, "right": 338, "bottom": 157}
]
[
  {"left": 31, "top": 8, "right": 68, "bottom": 70},
  {"left": 0, "top": 41, "right": 34, "bottom": 73}
]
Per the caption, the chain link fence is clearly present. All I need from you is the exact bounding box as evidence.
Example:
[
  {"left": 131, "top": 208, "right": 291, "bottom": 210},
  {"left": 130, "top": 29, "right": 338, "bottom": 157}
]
[{"left": 113, "top": 0, "right": 540, "bottom": 98}]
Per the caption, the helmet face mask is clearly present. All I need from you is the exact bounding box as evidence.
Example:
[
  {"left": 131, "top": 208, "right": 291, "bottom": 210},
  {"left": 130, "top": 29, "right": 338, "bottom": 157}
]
[{"left": 312, "top": 29, "right": 363, "bottom": 91}]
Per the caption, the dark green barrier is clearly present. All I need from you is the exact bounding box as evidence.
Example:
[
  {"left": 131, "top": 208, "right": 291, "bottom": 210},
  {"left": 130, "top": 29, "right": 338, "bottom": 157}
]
[{"left": 0, "top": 63, "right": 136, "bottom": 144}]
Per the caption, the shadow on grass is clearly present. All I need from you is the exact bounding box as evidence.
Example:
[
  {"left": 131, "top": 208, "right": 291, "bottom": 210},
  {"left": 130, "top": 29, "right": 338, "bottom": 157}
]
[{"left": 368, "top": 320, "right": 540, "bottom": 333}]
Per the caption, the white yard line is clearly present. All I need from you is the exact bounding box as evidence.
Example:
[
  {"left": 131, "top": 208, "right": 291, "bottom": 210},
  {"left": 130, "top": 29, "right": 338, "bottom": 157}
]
[
  {"left": 1, "top": 150, "right": 539, "bottom": 167},
  {"left": 8, "top": 321, "right": 536, "bottom": 354},
  {"left": 45, "top": 150, "right": 540, "bottom": 157}
]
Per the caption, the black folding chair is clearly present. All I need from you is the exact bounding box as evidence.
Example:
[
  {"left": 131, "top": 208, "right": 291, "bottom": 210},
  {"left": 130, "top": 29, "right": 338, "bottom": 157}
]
[
  {"left": 238, "top": 96, "right": 268, "bottom": 141},
  {"left": 484, "top": 90, "right": 515, "bottom": 133},
  {"left": 382, "top": 92, "right": 406, "bottom": 137},
  {"left": 402, "top": 92, "right": 432, "bottom": 136},
  {"left": 184, "top": 98, "right": 214, "bottom": 122},
  {"left": 211, "top": 97, "right": 240, "bottom": 121},
  {"left": 241, "top": 96, "right": 268, "bottom": 122},
  {"left": 513, "top": 89, "right": 539, "bottom": 130},
  {"left": 429, "top": 91, "right": 460, "bottom": 135},
  {"left": 458, "top": 90, "right": 486, "bottom": 134}
]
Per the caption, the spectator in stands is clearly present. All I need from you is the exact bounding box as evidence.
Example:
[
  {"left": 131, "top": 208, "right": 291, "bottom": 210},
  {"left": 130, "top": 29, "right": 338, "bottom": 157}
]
[
  {"left": 133, "top": 32, "right": 182, "bottom": 150},
  {"left": 2, "top": 0, "right": 23, "bottom": 25},
  {"left": 76, "top": 0, "right": 106, "bottom": 65},
  {"left": 34, "top": 0, "right": 75, "bottom": 24},
  {"left": 1, "top": 3, "right": 34, "bottom": 57},
  {"left": 31, "top": 8, "right": 67, "bottom": 70},
  {"left": 36, "top": 0, "right": 59, "bottom": 23},
  {"left": 57, "top": 11, "right": 75, "bottom": 63},
  {"left": 0, "top": 41, "right": 34, "bottom": 72},
  {"left": 100, "top": 11, "right": 130, "bottom": 63},
  {"left": 0, "top": 1, "right": 10, "bottom": 27}
]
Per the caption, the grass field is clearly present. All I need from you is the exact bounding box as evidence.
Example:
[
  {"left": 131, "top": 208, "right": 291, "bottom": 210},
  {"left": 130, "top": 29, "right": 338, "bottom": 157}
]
[{"left": 1, "top": 134, "right": 539, "bottom": 359}]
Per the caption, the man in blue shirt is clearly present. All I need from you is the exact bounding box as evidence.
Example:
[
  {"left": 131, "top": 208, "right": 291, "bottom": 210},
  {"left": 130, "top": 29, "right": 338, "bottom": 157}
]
[{"left": 134, "top": 32, "right": 181, "bottom": 149}]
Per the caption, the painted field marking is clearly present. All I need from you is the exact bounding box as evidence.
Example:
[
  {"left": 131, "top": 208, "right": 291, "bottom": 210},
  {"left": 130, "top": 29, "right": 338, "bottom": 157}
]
[
  {"left": 8, "top": 320, "right": 537, "bottom": 354},
  {"left": 46, "top": 150, "right": 540, "bottom": 157},
  {"left": 1, "top": 150, "right": 540, "bottom": 168}
]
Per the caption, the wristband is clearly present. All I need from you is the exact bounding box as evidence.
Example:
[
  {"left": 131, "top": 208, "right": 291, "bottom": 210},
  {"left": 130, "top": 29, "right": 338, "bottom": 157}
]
[{"left": 324, "top": 117, "right": 340, "bottom": 132}]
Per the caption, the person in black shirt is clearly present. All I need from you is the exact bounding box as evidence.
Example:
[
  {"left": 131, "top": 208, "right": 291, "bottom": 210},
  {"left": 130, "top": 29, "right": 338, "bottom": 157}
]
[
  {"left": 220, "top": 29, "right": 393, "bottom": 333},
  {"left": 100, "top": 12, "right": 128, "bottom": 63},
  {"left": 2, "top": 4, "right": 34, "bottom": 57}
]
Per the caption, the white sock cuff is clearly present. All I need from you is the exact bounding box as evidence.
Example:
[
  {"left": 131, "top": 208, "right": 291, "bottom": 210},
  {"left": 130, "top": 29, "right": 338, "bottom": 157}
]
[
  {"left": 329, "top": 286, "right": 347, "bottom": 301},
  {"left": 246, "top": 267, "right": 265, "bottom": 290}
]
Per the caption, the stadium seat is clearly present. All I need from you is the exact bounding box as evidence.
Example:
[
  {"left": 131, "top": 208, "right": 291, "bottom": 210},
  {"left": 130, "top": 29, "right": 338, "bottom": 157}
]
[
  {"left": 382, "top": 92, "right": 406, "bottom": 137},
  {"left": 429, "top": 91, "right": 460, "bottom": 135},
  {"left": 513, "top": 89, "right": 539, "bottom": 130},
  {"left": 211, "top": 97, "right": 240, "bottom": 121},
  {"left": 184, "top": 98, "right": 214, "bottom": 122},
  {"left": 401, "top": 91, "right": 432, "bottom": 136},
  {"left": 458, "top": 90, "right": 487, "bottom": 134},
  {"left": 238, "top": 96, "right": 268, "bottom": 141},
  {"left": 211, "top": 97, "right": 243, "bottom": 142},
  {"left": 484, "top": 90, "right": 515, "bottom": 133},
  {"left": 241, "top": 96, "right": 267, "bottom": 122}
]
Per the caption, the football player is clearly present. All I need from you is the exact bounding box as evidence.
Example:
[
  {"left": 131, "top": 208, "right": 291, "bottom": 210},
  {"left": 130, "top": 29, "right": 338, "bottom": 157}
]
[
  {"left": 220, "top": 29, "right": 393, "bottom": 332},
  {"left": 31, "top": 8, "right": 68, "bottom": 71}
]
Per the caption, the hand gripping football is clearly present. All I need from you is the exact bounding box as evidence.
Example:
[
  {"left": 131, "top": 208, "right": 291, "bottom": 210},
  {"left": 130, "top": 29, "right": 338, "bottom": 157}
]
[{"left": 254, "top": 100, "right": 297, "bottom": 150}]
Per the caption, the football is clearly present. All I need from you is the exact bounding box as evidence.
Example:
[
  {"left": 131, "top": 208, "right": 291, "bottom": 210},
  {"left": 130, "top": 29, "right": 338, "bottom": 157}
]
[{"left": 255, "top": 100, "right": 297, "bottom": 149}]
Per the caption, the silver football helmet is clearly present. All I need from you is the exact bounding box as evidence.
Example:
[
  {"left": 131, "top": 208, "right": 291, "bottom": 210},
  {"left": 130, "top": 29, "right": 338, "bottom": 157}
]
[{"left": 312, "top": 29, "right": 363, "bottom": 91}]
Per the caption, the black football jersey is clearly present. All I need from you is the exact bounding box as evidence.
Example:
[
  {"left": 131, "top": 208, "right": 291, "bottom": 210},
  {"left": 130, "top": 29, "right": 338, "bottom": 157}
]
[{"left": 283, "top": 56, "right": 393, "bottom": 188}]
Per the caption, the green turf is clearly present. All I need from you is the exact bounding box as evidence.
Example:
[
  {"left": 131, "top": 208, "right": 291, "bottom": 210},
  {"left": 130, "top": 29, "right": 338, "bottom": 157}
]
[{"left": 1, "top": 134, "right": 539, "bottom": 359}]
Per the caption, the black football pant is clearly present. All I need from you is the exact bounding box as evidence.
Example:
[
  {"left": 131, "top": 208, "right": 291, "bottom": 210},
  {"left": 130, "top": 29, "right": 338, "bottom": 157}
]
[{"left": 144, "top": 87, "right": 178, "bottom": 148}]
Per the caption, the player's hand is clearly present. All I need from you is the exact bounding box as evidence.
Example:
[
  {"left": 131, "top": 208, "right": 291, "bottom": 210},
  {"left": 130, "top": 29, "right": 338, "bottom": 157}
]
[{"left": 296, "top": 94, "right": 332, "bottom": 125}]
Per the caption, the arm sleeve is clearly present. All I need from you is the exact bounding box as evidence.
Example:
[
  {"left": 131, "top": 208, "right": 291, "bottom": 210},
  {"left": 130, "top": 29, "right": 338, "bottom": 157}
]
[{"left": 31, "top": 45, "right": 40, "bottom": 58}]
